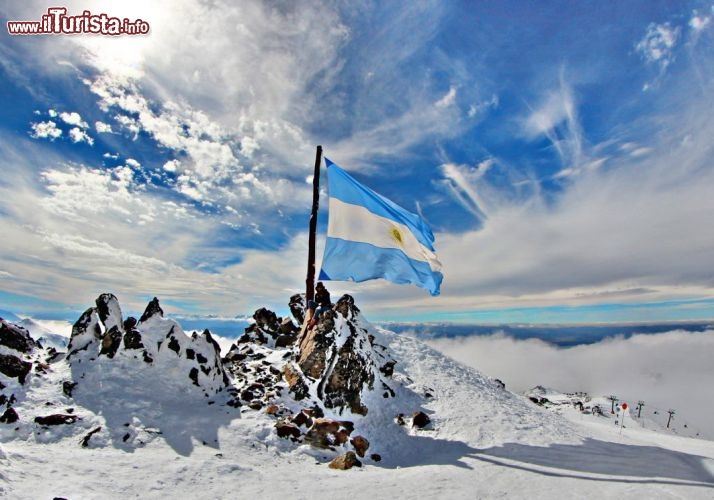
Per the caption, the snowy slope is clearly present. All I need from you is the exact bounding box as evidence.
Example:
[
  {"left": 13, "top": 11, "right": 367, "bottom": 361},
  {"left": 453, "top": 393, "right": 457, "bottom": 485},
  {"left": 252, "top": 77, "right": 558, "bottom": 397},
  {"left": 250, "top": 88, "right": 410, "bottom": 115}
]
[{"left": 1, "top": 305, "right": 713, "bottom": 499}]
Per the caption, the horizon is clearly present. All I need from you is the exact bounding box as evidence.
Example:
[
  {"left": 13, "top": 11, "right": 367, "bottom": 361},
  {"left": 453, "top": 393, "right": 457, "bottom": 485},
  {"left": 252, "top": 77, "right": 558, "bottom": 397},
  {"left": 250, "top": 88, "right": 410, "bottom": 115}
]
[{"left": 2, "top": 2, "right": 714, "bottom": 326}]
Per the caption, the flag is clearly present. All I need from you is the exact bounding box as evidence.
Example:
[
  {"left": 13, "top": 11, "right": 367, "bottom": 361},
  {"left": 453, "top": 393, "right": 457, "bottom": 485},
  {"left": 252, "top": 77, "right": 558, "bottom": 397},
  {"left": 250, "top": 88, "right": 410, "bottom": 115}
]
[{"left": 318, "top": 158, "right": 443, "bottom": 295}]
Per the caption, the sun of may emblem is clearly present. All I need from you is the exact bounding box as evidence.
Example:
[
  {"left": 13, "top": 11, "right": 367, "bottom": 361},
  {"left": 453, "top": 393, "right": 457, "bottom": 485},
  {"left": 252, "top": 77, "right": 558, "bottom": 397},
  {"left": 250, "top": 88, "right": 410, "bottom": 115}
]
[{"left": 389, "top": 225, "right": 404, "bottom": 246}]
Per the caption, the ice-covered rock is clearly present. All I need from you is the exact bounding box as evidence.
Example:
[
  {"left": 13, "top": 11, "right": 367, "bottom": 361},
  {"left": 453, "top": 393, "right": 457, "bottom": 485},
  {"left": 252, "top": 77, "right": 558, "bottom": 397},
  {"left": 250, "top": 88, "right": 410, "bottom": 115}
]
[
  {"left": 67, "top": 294, "right": 229, "bottom": 397},
  {"left": 0, "top": 319, "right": 39, "bottom": 384},
  {"left": 295, "top": 294, "right": 396, "bottom": 416}
]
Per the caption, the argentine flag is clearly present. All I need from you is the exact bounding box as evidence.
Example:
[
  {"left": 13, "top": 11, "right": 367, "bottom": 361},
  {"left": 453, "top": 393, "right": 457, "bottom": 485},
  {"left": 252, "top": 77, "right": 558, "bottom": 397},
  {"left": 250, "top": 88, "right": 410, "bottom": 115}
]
[{"left": 318, "top": 158, "right": 443, "bottom": 296}]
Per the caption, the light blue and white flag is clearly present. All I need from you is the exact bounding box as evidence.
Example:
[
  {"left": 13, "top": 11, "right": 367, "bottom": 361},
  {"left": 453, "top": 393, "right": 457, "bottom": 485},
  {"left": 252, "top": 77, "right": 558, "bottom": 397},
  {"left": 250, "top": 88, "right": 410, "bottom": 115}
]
[{"left": 318, "top": 158, "right": 443, "bottom": 296}]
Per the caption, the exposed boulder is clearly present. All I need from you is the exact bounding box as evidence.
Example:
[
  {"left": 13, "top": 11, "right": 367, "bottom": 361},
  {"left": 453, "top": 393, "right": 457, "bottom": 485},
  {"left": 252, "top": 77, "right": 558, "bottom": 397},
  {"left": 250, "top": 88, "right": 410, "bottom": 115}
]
[
  {"left": 412, "top": 411, "right": 431, "bottom": 429},
  {"left": 0, "top": 319, "right": 38, "bottom": 353},
  {"left": 253, "top": 308, "right": 280, "bottom": 333},
  {"left": 303, "top": 418, "right": 354, "bottom": 449},
  {"left": 350, "top": 435, "right": 370, "bottom": 457},
  {"left": 275, "top": 421, "right": 301, "bottom": 439},
  {"left": 62, "top": 381, "right": 78, "bottom": 397},
  {"left": 0, "top": 353, "right": 32, "bottom": 384},
  {"left": 328, "top": 451, "right": 362, "bottom": 470},
  {"left": 0, "top": 407, "right": 19, "bottom": 424},
  {"left": 34, "top": 414, "right": 79, "bottom": 426}
]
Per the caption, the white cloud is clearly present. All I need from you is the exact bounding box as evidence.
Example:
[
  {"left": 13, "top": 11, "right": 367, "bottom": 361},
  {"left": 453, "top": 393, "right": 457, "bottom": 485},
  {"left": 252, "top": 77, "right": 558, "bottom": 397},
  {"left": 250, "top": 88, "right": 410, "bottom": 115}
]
[
  {"left": 162, "top": 159, "right": 179, "bottom": 172},
  {"left": 522, "top": 79, "right": 586, "bottom": 175},
  {"left": 636, "top": 22, "right": 680, "bottom": 71},
  {"left": 95, "top": 121, "right": 113, "bottom": 133},
  {"left": 68, "top": 127, "right": 94, "bottom": 145},
  {"left": 435, "top": 86, "right": 457, "bottom": 108},
  {"left": 125, "top": 158, "right": 141, "bottom": 168},
  {"left": 30, "top": 121, "right": 62, "bottom": 140},
  {"left": 425, "top": 329, "right": 714, "bottom": 438},
  {"left": 59, "top": 111, "right": 89, "bottom": 129},
  {"left": 689, "top": 12, "right": 711, "bottom": 32},
  {"left": 439, "top": 161, "right": 491, "bottom": 220},
  {"left": 468, "top": 94, "right": 499, "bottom": 119}
]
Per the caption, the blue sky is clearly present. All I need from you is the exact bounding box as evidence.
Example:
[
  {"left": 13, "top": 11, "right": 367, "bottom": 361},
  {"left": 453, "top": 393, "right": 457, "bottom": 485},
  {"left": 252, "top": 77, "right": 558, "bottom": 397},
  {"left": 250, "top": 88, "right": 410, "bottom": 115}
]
[{"left": 1, "top": 1, "right": 713, "bottom": 324}]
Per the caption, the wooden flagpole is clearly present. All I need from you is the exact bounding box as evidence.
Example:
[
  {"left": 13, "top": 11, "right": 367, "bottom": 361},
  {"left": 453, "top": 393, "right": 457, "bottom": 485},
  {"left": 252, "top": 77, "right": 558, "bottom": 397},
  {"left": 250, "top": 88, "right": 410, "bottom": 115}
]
[{"left": 305, "top": 145, "right": 323, "bottom": 304}]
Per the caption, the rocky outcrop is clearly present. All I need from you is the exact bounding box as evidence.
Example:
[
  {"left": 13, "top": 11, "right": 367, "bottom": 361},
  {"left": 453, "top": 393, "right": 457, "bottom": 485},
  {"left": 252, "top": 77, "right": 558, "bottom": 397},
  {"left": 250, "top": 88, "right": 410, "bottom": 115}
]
[
  {"left": 0, "top": 354, "right": 32, "bottom": 384},
  {"left": 0, "top": 319, "right": 39, "bottom": 353},
  {"left": 0, "top": 320, "right": 39, "bottom": 385},
  {"left": 293, "top": 294, "right": 396, "bottom": 416},
  {"left": 67, "top": 294, "right": 229, "bottom": 397},
  {"left": 231, "top": 307, "right": 298, "bottom": 349}
]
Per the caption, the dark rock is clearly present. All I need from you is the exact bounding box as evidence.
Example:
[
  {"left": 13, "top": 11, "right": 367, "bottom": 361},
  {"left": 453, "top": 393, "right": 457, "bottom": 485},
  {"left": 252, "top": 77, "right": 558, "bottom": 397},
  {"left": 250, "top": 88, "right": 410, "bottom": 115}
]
[
  {"left": 123, "top": 329, "right": 144, "bottom": 350},
  {"left": 278, "top": 318, "right": 296, "bottom": 336},
  {"left": 328, "top": 451, "right": 362, "bottom": 470},
  {"left": 35, "top": 414, "right": 79, "bottom": 425},
  {"left": 167, "top": 335, "right": 181, "bottom": 355},
  {"left": 333, "top": 294, "right": 360, "bottom": 319},
  {"left": 139, "top": 297, "right": 163, "bottom": 322},
  {"left": 370, "top": 453, "right": 382, "bottom": 462},
  {"left": 275, "top": 421, "right": 301, "bottom": 439},
  {"left": 304, "top": 418, "right": 341, "bottom": 448},
  {"left": 196, "top": 353, "right": 208, "bottom": 364},
  {"left": 80, "top": 426, "right": 102, "bottom": 447},
  {"left": 289, "top": 294, "right": 306, "bottom": 324},
  {"left": 0, "top": 407, "right": 19, "bottom": 424},
  {"left": 350, "top": 435, "right": 370, "bottom": 457},
  {"left": 99, "top": 325, "right": 123, "bottom": 358},
  {"left": 252, "top": 308, "right": 281, "bottom": 338},
  {"left": 412, "top": 411, "right": 431, "bottom": 429},
  {"left": 275, "top": 334, "right": 296, "bottom": 348},
  {"left": 0, "top": 353, "right": 32, "bottom": 384},
  {"left": 291, "top": 410, "right": 313, "bottom": 428},
  {"left": 185, "top": 348, "right": 196, "bottom": 360},
  {"left": 333, "top": 429, "right": 350, "bottom": 445},
  {"left": 62, "top": 381, "right": 78, "bottom": 397},
  {"left": 188, "top": 367, "right": 199, "bottom": 386},
  {"left": 123, "top": 316, "right": 137, "bottom": 331},
  {"left": 494, "top": 378, "right": 506, "bottom": 390},
  {"left": 380, "top": 360, "right": 396, "bottom": 377},
  {"left": 395, "top": 413, "right": 406, "bottom": 425},
  {"left": 0, "top": 320, "right": 38, "bottom": 353}
]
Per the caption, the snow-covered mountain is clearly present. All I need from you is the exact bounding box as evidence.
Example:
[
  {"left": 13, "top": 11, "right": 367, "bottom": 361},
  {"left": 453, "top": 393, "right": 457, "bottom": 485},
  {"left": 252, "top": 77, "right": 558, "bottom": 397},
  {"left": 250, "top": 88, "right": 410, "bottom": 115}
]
[{"left": 1, "top": 294, "right": 713, "bottom": 499}]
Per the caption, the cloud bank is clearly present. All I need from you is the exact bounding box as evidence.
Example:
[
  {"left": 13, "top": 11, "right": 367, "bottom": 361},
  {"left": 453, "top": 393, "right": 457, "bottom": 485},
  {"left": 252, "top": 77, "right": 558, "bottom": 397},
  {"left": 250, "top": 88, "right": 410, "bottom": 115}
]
[{"left": 425, "top": 329, "right": 714, "bottom": 439}]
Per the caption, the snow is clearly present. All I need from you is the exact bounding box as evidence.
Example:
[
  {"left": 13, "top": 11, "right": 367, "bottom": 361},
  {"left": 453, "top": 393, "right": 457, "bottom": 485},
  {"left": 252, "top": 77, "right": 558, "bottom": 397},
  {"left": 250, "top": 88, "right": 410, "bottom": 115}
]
[{"left": 1, "top": 312, "right": 713, "bottom": 499}]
